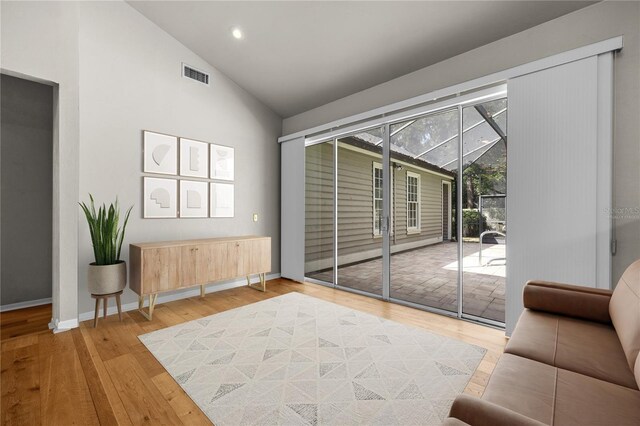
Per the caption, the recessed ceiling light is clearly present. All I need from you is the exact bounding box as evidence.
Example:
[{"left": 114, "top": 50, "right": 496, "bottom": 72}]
[{"left": 231, "top": 27, "right": 243, "bottom": 40}]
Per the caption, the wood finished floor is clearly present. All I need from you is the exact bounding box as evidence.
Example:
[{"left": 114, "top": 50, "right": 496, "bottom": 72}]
[
  {"left": 0, "top": 304, "right": 52, "bottom": 341},
  {"left": 0, "top": 279, "right": 507, "bottom": 425}
]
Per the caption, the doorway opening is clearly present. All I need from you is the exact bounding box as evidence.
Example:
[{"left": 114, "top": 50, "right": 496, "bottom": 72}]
[{"left": 0, "top": 74, "right": 54, "bottom": 339}]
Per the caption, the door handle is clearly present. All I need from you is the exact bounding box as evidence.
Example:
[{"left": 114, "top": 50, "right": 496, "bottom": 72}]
[{"left": 381, "top": 216, "right": 389, "bottom": 233}]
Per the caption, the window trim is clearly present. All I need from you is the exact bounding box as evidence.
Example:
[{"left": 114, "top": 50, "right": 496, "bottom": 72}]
[
  {"left": 372, "top": 162, "right": 393, "bottom": 237},
  {"left": 373, "top": 162, "right": 383, "bottom": 236},
  {"left": 442, "top": 180, "right": 452, "bottom": 241},
  {"left": 406, "top": 171, "right": 421, "bottom": 233}
]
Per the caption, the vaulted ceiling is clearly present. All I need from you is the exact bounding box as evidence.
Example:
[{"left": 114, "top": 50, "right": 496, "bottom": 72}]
[{"left": 128, "top": 1, "right": 595, "bottom": 117}]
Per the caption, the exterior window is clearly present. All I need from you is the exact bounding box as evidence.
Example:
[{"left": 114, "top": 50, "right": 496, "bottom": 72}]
[
  {"left": 407, "top": 172, "right": 421, "bottom": 232},
  {"left": 373, "top": 162, "right": 394, "bottom": 236},
  {"left": 373, "top": 163, "right": 383, "bottom": 235}
]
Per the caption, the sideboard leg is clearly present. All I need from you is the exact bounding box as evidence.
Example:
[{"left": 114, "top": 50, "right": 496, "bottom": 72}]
[
  {"left": 149, "top": 293, "right": 157, "bottom": 320},
  {"left": 200, "top": 285, "right": 206, "bottom": 298},
  {"left": 248, "top": 273, "right": 267, "bottom": 292},
  {"left": 138, "top": 293, "right": 158, "bottom": 321}
]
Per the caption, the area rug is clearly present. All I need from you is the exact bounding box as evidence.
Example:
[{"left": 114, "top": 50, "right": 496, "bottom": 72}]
[{"left": 139, "top": 292, "right": 486, "bottom": 425}]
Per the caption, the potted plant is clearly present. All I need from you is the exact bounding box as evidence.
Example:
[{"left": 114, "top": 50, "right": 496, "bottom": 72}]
[{"left": 80, "top": 195, "right": 133, "bottom": 295}]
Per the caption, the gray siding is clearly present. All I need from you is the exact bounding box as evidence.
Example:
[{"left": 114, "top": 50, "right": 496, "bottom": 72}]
[{"left": 305, "top": 141, "right": 453, "bottom": 271}]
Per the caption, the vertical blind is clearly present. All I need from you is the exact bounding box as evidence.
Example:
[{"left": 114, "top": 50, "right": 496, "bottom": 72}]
[{"left": 506, "top": 54, "right": 613, "bottom": 335}]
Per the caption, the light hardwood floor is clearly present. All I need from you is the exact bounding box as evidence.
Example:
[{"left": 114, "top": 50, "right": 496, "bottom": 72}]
[{"left": 0, "top": 279, "right": 507, "bottom": 425}]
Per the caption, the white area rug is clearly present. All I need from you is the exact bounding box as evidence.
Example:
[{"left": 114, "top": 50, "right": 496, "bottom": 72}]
[{"left": 139, "top": 292, "right": 486, "bottom": 425}]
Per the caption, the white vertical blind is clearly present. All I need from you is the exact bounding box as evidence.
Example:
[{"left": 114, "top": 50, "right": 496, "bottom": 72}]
[
  {"left": 506, "top": 55, "right": 612, "bottom": 335},
  {"left": 280, "top": 137, "right": 306, "bottom": 282}
]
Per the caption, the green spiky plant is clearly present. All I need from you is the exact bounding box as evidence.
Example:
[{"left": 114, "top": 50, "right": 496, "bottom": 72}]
[{"left": 79, "top": 195, "right": 133, "bottom": 265}]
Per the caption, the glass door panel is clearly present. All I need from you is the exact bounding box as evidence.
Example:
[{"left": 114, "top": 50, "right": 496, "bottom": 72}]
[
  {"left": 304, "top": 140, "right": 334, "bottom": 284},
  {"left": 388, "top": 109, "right": 459, "bottom": 312},
  {"left": 335, "top": 128, "right": 384, "bottom": 296},
  {"left": 461, "top": 98, "right": 507, "bottom": 323}
]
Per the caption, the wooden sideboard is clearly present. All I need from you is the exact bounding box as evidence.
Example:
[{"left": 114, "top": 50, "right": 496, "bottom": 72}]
[{"left": 129, "top": 236, "right": 271, "bottom": 320}]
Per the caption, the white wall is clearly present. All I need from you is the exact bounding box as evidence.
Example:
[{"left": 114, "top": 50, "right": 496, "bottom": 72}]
[
  {"left": 1, "top": 1, "right": 80, "bottom": 327},
  {"left": 1, "top": 1, "right": 282, "bottom": 325},
  {"left": 282, "top": 1, "right": 640, "bottom": 284},
  {"left": 76, "top": 2, "right": 282, "bottom": 316}
]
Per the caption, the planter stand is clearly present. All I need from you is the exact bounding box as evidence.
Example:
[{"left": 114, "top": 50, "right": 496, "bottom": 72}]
[{"left": 91, "top": 290, "right": 123, "bottom": 327}]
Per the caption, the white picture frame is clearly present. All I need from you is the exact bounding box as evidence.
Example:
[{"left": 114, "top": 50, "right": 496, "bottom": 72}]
[
  {"left": 179, "top": 138, "right": 209, "bottom": 178},
  {"left": 210, "top": 144, "right": 234, "bottom": 181},
  {"left": 179, "top": 180, "right": 208, "bottom": 218},
  {"left": 143, "top": 177, "right": 178, "bottom": 218},
  {"left": 143, "top": 131, "right": 178, "bottom": 175},
  {"left": 210, "top": 183, "right": 234, "bottom": 218}
]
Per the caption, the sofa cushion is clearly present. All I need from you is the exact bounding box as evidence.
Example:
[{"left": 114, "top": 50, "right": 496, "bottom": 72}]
[
  {"left": 483, "top": 354, "right": 640, "bottom": 425},
  {"left": 523, "top": 281, "right": 612, "bottom": 324},
  {"left": 554, "top": 367, "right": 640, "bottom": 426},
  {"left": 449, "top": 394, "right": 547, "bottom": 426},
  {"left": 610, "top": 259, "right": 640, "bottom": 373},
  {"left": 482, "top": 354, "right": 556, "bottom": 424},
  {"left": 505, "top": 310, "right": 637, "bottom": 389}
]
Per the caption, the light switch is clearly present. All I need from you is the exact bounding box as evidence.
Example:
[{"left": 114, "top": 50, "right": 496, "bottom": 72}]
[{"left": 253, "top": 213, "right": 258, "bottom": 222}]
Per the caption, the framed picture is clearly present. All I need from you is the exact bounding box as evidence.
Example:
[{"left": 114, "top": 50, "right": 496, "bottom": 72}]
[
  {"left": 179, "top": 180, "right": 208, "bottom": 218},
  {"left": 210, "top": 183, "right": 234, "bottom": 218},
  {"left": 143, "top": 131, "right": 178, "bottom": 175},
  {"left": 210, "top": 144, "right": 234, "bottom": 181},
  {"left": 179, "top": 138, "right": 209, "bottom": 178},
  {"left": 143, "top": 177, "right": 178, "bottom": 218}
]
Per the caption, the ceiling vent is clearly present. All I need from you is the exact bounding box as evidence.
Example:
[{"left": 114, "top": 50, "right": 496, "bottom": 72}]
[{"left": 182, "top": 63, "right": 209, "bottom": 86}]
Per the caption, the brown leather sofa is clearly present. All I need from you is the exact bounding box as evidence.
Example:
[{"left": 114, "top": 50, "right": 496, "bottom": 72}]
[{"left": 445, "top": 259, "right": 640, "bottom": 426}]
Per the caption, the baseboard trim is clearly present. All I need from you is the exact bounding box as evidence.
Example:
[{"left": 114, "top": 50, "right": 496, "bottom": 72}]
[
  {"left": 77, "top": 273, "right": 282, "bottom": 323},
  {"left": 0, "top": 297, "right": 52, "bottom": 312},
  {"left": 53, "top": 318, "right": 79, "bottom": 333}
]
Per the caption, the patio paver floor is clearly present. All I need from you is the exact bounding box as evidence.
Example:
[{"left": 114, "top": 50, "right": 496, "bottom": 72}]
[{"left": 307, "top": 241, "right": 505, "bottom": 322}]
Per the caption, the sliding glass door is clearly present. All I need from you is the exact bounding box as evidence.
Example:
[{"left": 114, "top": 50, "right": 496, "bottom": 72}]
[
  {"left": 303, "top": 88, "right": 507, "bottom": 327},
  {"left": 461, "top": 99, "right": 507, "bottom": 323},
  {"left": 304, "top": 140, "right": 334, "bottom": 284},
  {"left": 388, "top": 110, "right": 460, "bottom": 313},
  {"left": 335, "top": 128, "right": 385, "bottom": 297}
]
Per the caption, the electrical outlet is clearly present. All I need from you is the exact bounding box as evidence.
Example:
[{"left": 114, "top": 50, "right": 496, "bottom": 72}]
[{"left": 253, "top": 213, "right": 258, "bottom": 222}]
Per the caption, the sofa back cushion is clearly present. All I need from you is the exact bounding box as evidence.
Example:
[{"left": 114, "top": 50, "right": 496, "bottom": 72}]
[{"left": 610, "top": 259, "right": 640, "bottom": 375}]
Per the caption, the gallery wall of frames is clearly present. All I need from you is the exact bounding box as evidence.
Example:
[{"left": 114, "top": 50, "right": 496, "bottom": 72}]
[{"left": 142, "top": 130, "right": 235, "bottom": 219}]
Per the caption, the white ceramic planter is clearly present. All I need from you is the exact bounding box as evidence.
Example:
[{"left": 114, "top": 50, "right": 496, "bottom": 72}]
[{"left": 88, "top": 261, "right": 127, "bottom": 295}]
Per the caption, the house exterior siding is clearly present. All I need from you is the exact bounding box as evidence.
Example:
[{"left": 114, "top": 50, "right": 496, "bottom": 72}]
[{"left": 305, "top": 140, "right": 454, "bottom": 274}]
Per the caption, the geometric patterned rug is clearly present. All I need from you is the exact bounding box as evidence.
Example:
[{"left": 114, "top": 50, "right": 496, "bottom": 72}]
[{"left": 139, "top": 292, "right": 486, "bottom": 425}]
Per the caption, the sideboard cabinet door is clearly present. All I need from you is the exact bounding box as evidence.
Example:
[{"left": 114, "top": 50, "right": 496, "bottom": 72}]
[
  {"left": 180, "top": 245, "right": 199, "bottom": 287},
  {"left": 251, "top": 238, "right": 271, "bottom": 273},
  {"left": 143, "top": 247, "right": 181, "bottom": 294}
]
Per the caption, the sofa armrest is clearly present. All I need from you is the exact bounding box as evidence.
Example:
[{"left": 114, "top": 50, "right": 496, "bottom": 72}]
[
  {"left": 523, "top": 280, "right": 612, "bottom": 324},
  {"left": 448, "top": 395, "right": 547, "bottom": 426}
]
